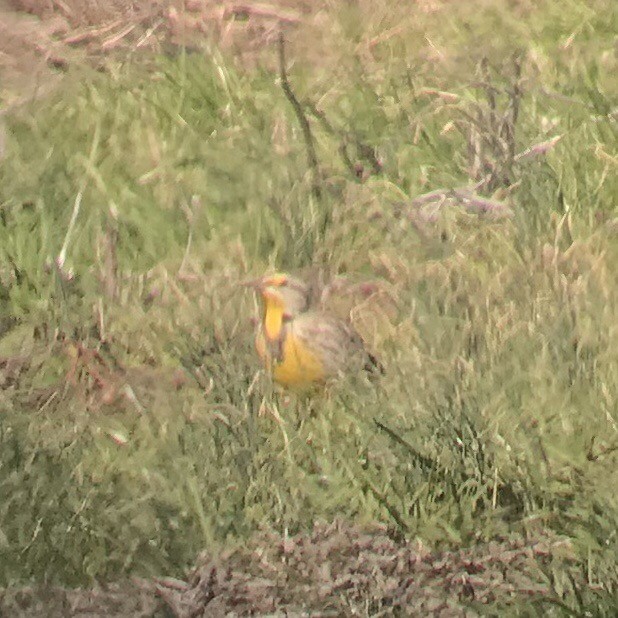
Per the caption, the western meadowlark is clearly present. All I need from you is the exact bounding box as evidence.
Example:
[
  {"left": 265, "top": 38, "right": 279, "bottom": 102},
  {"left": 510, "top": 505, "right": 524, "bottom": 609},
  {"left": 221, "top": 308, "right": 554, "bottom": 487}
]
[{"left": 244, "top": 273, "right": 382, "bottom": 389}]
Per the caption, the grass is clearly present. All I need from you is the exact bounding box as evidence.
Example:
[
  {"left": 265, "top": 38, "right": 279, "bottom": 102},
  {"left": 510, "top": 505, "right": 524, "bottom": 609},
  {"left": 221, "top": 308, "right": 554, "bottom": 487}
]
[{"left": 0, "top": 0, "right": 617, "bottom": 612}]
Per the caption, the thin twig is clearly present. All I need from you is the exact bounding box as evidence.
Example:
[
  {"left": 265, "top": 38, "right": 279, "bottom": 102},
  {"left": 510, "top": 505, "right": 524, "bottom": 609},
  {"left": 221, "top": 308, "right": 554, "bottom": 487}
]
[
  {"left": 363, "top": 479, "right": 409, "bottom": 533},
  {"left": 308, "top": 103, "right": 357, "bottom": 177},
  {"left": 224, "top": 3, "right": 301, "bottom": 24},
  {"left": 277, "top": 32, "right": 322, "bottom": 200},
  {"left": 58, "top": 191, "right": 83, "bottom": 269},
  {"left": 410, "top": 187, "right": 513, "bottom": 217},
  {"left": 514, "top": 135, "right": 563, "bottom": 160},
  {"left": 101, "top": 24, "right": 136, "bottom": 51},
  {"left": 63, "top": 19, "right": 124, "bottom": 45},
  {"left": 135, "top": 19, "right": 163, "bottom": 49},
  {"left": 374, "top": 418, "right": 437, "bottom": 470},
  {"left": 307, "top": 103, "right": 382, "bottom": 179}
]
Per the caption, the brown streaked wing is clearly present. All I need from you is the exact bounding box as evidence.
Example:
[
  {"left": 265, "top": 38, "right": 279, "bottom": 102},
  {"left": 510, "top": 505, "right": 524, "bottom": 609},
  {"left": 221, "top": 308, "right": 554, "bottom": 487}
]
[{"left": 290, "top": 312, "right": 367, "bottom": 376}]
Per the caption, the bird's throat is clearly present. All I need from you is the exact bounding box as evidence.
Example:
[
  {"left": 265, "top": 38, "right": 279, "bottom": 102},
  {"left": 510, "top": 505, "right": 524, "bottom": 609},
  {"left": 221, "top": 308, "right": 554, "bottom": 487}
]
[{"left": 264, "top": 302, "right": 284, "bottom": 340}]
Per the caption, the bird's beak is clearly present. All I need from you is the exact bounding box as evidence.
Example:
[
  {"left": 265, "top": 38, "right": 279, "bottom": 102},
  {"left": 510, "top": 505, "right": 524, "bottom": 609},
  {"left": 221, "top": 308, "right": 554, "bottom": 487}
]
[{"left": 240, "top": 277, "right": 263, "bottom": 290}]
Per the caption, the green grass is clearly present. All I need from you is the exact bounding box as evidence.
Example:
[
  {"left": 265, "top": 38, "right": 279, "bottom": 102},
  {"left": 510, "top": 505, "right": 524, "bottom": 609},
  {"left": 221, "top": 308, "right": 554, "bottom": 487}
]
[{"left": 1, "top": 0, "right": 617, "bottom": 612}]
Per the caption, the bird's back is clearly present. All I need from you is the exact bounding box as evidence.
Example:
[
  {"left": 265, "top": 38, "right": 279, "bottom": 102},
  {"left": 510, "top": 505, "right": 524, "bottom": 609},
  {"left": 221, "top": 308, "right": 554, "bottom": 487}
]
[{"left": 288, "top": 310, "right": 371, "bottom": 378}]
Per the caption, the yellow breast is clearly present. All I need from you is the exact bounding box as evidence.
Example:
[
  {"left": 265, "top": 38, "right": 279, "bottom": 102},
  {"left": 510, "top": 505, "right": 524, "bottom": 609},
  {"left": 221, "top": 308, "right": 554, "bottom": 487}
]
[{"left": 255, "top": 328, "right": 326, "bottom": 388}]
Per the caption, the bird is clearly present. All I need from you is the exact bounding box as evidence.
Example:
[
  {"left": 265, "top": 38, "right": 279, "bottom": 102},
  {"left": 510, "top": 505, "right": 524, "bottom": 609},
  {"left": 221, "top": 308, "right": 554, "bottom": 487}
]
[{"left": 244, "top": 272, "right": 383, "bottom": 389}]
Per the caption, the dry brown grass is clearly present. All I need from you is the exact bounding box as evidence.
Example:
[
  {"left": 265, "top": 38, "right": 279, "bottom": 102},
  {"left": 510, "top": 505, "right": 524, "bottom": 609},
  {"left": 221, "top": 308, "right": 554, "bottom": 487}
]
[
  {"left": 0, "top": 0, "right": 332, "bottom": 112},
  {"left": 1, "top": 0, "right": 453, "bottom": 107},
  {"left": 0, "top": 521, "right": 578, "bottom": 616}
]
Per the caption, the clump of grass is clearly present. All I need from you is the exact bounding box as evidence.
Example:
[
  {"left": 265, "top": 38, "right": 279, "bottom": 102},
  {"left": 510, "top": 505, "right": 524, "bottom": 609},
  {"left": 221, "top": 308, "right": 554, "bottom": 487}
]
[{"left": 0, "top": 0, "right": 617, "bottom": 612}]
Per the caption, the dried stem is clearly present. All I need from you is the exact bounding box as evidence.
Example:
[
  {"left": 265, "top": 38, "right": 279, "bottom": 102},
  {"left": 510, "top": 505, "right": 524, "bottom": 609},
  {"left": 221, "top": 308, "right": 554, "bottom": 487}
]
[
  {"left": 277, "top": 32, "right": 322, "bottom": 200},
  {"left": 307, "top": 102, "right": 382, "bottom": 179},
  {"left": 410, "top": 187, "right": 513, "bottom": 217}
]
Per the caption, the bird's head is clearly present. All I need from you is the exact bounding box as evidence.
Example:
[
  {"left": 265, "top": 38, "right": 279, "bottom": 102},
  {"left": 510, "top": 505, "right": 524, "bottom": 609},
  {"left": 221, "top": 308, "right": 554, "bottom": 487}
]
[{"left": 243, "top": 272, "right": 311, "bottom": 318}]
